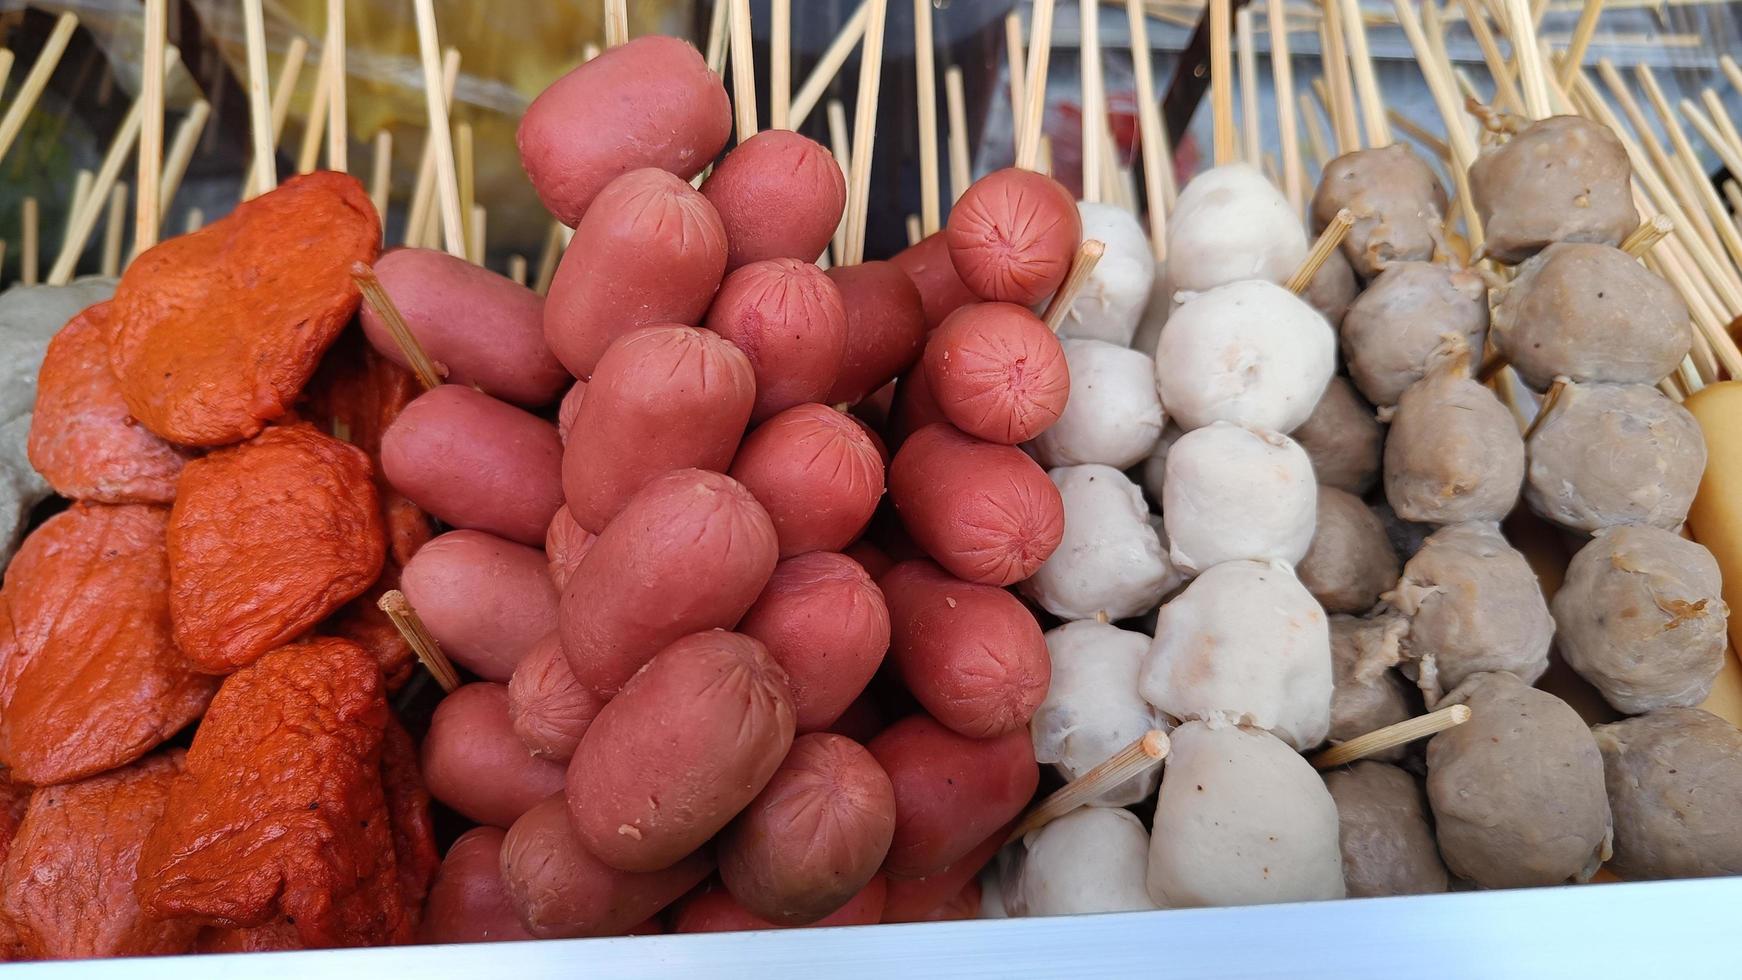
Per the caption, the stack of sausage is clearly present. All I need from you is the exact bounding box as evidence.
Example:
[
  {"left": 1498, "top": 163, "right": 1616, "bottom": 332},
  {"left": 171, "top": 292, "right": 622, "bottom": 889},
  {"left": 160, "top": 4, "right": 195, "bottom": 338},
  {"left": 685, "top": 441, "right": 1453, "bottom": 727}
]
[
  {"left": 0, "top": 172, "right": 440, "bottom": 958},
  {"left": 392, "top": 34, "right": 1086, "bottom": 940}
]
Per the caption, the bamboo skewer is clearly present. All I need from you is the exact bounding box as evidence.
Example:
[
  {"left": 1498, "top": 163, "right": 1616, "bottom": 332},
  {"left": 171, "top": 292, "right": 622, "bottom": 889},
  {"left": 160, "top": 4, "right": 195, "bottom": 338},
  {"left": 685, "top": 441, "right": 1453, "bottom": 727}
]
[
  {"left": 1288, "top": 208, "right": 1353, "bottom": 292},
  {"left": 1698, "top": 89, "right": 1742, "bottom": 167},
  {"left": 457, "top": 123, "right": 475, "bottom": 253},
  {"left": 1683, "top": 99, "right": 1742, "bottom": 196},
  {"left": 905, "top": 214, "right": 922, "bottom": 247},
  {"left": 469, "top": 204, "right": 486, "bottom": 266},
  {"left": 944, "top": 65, "right": 972, "bottom": 204},
  {"left": 1083, "top": 0, "right": 1106, "bottom": 201},
  {"left": 534, "top": 220, "right": 566, "bottom": 296},
  {"left": 1620, "top": 214, "right": 1674, "bottom": 256},
  {"left": 705, "top": 0, "right": 731, "bottom": 73},
  {"left": 1387, "top": 110, "right": 1452, "bottom": 163},
  {"left": 369, "top": 130, "right": 392, "bottom": 222},
  {"left": 184, "top": 208, "right": 204, "bottom": 233},
  {"left": 412, "top": 0, "right": 467, "bottom": 258},
  {"left": 729, "top": 0, "right": 757, "bottom": 141},
  {"left": 1559, "top": 0, "right": 1606, "bottom": 89},
  {"left": 1395, "top": 0, "right": 1483, "bottom": 252},
  {"left": 100, "top": 185, "right": 126, "bottom": 278},
  {"left": 1236, "top": 6, "right": 1260, "bottom": 167},
  {"left": 1301, "top": 90, "right": 1332, "bottom": 167},
  {"left": 770, "top": 0, "right": 791, "bottom": 129},
  {"left": 327, "top": 0, "right": 348, "bottom": 173},
  {"left": 0, "top": 12, "right": 77, "bottom": 167},
  {"left": 915, "top": 0, "right": 941, "bottom": 230},
  {"left": 136, "top": 0, "right": 166, "bottom": 254},
  {"left": 0, "top": 50, "right": 13, "bottom": 96},
  {"left": 1505, "top": 0, "right": 1553, "bottom": 118},
  {"left": 1016, "top": 0, "right": 1058, "bottom": 173},
  {"left": 1311, "top": 705, "right": 1473, "bottom": 769},
  {"left": 1041, "top": 239, "right": 1108, "bottom": 330},
  {"left": 1268, "top": 0, "right": 1305, "bottom": 215},
  {"left": 1634, "top": 65, "right": 1742, "bottom": 279},
  {"left": 242, "top": 37, "right": 308, "bottom": 199},
  {"left": 789, "top": 0, "right": 871, "bottom": 131},
  {"left": 241, "top": 0, "right": 275, "bottom": 196},
  {"left": 64, "top": 170, "right": 93, "bottom": 249},
  {"left": 1523, "top": 378, "right": 1567, "bottom": 440},
  {"left": 1127, "top": 0, "right": 1170, "bottom": 258},
  {"left": 404, "top": 48, "right": 460, "bottom": 251},
  {"left": 1209, "top": 0, "right": 1237, "bottom": 165},
  {"left": 507, "top": 255, "right": 528, "bottom": 286},
  {"left": 827, "top": 99, "right": 852, "bottom": 265},
  {"left": 378, "top": 590, "right": 460, "bottom": 693},
  {"left": 1006, "top": 730, "right": 1170, "bottom": 844},
  {"left": 843, "top": 0, "right": 890, "bottom": 266},
  {"left": 353, "top": 262, "right": 443, "bottom": 389},
  {"left": 1319, "top": 0, "right": 1359, "bottom": 154},
  {"left": 20, "top": 198, "right": 38, "bottom": 286},
  {"left": 1338, "top": 0, "right": 1389, "bottom": 147},
  {"left": 605, "top": 0, "right": 629, "bottom": 47},
  {"left": 159, "top": 100, "right": 210, "bottom": 215},
  {"left": 1005, "top": 12, "right": 1027, "bottom": 151},
  {"left": 296, "top": 44, "right": 334, "bottom": 176},
  {"left": 1453, "top": 0, "right": 1523, "bottom": 112}
]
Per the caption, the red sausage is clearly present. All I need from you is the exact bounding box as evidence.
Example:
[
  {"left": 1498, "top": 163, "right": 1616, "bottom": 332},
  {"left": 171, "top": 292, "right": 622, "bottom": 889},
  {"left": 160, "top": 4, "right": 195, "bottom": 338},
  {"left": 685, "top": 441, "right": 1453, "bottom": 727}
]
[
  {"left": 922, "top": 303, "right": 1070, "bottom": 445},
  {"left": 363, "top": 248, "right": 569, "bottom": 407},
  {"left": 701, "top": 130, "right": 847, "bottom": 270},
  {"left": 945, "top": 168, "right": 1081, "bottom": 305},
  {"left": 544, "top": 506, "right": 595, "bottom": 591},
  {"left": 499, "top": 795, "right": 712, "bottom": 939},
  {"left": 544, "top": 169, "right": 728, "bottom": 379},
  {"left": 422, "top": 683, "right": 567, "bottom": 829},
  {"left": 881, "top": 825, "right": 1004, "bottom": 922},
  {"left": 401, "top": 530, "right": 558, "bottom": 681},
  {"left": 675, "top": 877, "right": 887, "bottom": 933},
  {"left": 567, "top": 630, "right": 795, "bottom": 872},
  {"left": 704, "top": 259, "right": 848, "bottom": 422},
  {"left": 517, "top": 35, "right": 731, "bottom": 226},
  {"left": 869, "top": 715, "right": 1037, "bottom": 878},
  {"left": 556, "top": 380, "right": 586, "bottom": 444},
  {"left": 719, "top": 733, "right": 896, "bottom": 924},
  {"left": 559, "top": 469, "right": 778, "bottom": 698},
  {"left": 563, "top": 325, "right": 755, "bottom": 532},
  {"left": 891, "top": 231, "right": 979, "bottom": 330},
  {"left": 382, "top": 385, "right": 563, "bottom": 546},
  {"left": 888, "top": 423, "right": 1064, "bottom": 585},
  {"left": 888, "top": 369, "right": 950, "bottom": 449},
  {"left": 879, "top": 559, "right": 1049, "bottom": 738},
  {"left": 737, "top": 552, "right": 890, "bottom": 732},
  {"left": 508, "top": 632, "right": 603, "bottom": 762},
  {"left": 728, "top": 404, "right": 884, "bottom": 557},
  {"left": 418, "top": 828, "right": 535, "bottom": 945},
  {"left": 824, "top": 262, "right": 926, "bottom": 405}
]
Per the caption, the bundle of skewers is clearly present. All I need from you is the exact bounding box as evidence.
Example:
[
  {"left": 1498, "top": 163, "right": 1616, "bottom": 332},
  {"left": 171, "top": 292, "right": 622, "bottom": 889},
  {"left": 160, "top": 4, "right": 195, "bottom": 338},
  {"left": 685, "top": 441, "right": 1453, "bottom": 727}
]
[{"left": 1, "top": 0, "right": 1741, "bottom": 961}]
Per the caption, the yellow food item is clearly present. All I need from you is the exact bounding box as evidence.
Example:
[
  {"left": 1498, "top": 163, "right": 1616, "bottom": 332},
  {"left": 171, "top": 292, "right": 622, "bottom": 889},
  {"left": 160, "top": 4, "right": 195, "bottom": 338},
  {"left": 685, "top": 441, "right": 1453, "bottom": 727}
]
[{"left": 1683, "top": 382, "right": 1742, "bottom": 727}]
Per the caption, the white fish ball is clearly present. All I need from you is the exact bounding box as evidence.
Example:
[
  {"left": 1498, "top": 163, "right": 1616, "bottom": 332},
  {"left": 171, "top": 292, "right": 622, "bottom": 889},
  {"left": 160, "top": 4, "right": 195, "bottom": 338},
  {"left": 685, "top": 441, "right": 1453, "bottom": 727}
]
[
  {"left": 1164, "top": 163, "right": 1307, "bottom": 295},
  {"left": 1058, "top": 202, "right": 1156, "bottom": 346},
  {"left": 1012, "top": 807, "right": 1159, "bottom": 916},
  {"left": 1154, "top": 279, "right": 1335, "bottom": 433},
  {"left": 1030, "top": 620, "right": 1170, "bottom": 806},
  {"left": 1029, "top": 339, "right": 1166, "bottom": 469},
  {"left": 1162, "top": 421, "right": 1317, "bottom": 573},
  {"left": 1022, "top": 465, "right": 1176, "bottom": 620}
]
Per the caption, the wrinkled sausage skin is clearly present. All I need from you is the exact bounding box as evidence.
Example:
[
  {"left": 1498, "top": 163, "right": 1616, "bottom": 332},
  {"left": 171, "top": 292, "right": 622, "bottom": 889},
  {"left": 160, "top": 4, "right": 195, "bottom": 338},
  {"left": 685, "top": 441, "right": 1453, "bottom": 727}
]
[{"left": 945, "top": 168, "right": 1081, "bottom": 306}]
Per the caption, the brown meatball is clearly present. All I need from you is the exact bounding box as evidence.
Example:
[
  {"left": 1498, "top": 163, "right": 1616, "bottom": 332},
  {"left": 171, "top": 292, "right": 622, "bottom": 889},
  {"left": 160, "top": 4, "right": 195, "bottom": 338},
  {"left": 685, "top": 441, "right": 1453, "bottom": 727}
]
[
  {"left": 1554, "top": 526, "right": 1727, "bottom": 714},
  {"left": 1592, "top": 708, "right": 1742, "bottom": 880},
  {"left": 1299, "top": 488, "right": 1400, "bottom": 614},
  {"left": 1427, "top": 671, "right": 1612, "bottom": 888},
  {"left": 1325, "top": 761, "right": 1449, "bottom": 897},
  {"left": 1303, "top": 245, "right": 1358, "bottom": 328},
  {"left": 1385, "top": 522, "right": 1553, "bottom": 704},
  {"left": 1328, "top": 613, "right": 1415, "bottom": 760},
  {"left": 1492, "top": 243, "right": 1690, "bottom": 390},
  {"left": 1525, "top": 382, "right": 1705, "bottom": 533},
  {"left": 1292, "top": 377, "right": 1382, "bottom": 496},
  {"left": 1340, "top": 262, "right": 1489, "bottom": 408},
  {"left": 1312, "top": 144, "right": 1448, "bottom": 280},
  {"left": 1470, "top": 115, "right": 1638, "bottom": 263},
  {"left": 1383, "top": 357, "right": 1525, "bottom": 526}
]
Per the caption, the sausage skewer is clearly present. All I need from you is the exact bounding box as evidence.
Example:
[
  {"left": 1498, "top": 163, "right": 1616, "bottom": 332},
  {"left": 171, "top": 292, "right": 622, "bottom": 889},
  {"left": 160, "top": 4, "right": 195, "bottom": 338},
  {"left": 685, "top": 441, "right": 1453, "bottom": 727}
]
[
  {"left": 378, "top": 589, "right": 460, "bottom": 692},
  {"left": 352, "top": 263, "right": 443, "bottom": 390}
]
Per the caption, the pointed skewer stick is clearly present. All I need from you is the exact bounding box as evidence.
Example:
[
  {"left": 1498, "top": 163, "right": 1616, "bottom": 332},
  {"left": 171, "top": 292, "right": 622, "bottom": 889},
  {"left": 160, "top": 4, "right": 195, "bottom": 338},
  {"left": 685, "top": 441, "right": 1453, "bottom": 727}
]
[
  {"left": 327, "top": 0, "right": 348, "bottom": 173},
  {"left": 1559, "top": 0, "right": 1605, "bottom": 90},
  {"left": 1208, "top": 0, "right": 1237, "bottom": 165},
  {"left": 369, "top": 129, "right": 392, "bottom": 225},
  {"left": 842, "top": 0, "right": 889, "bottom": 266},
  {"left": 1395, "top": 0, "right": 1483, "bottom": 251},
  {"left": 605, "top": 0, "right": 629, "bottom": 47},
  {"left": 352, "top": 261, "right": 443, "bottom": 390},
  {"left": 1082, "top": 0, "right": 1106, "bottom": 201},
  {"left": 1127, "top": 0, "right": 1170, "bottom": 259},
  {"left": 1004, "top": 11, "right": 1026, "bottom": 151},
  {"left": 1338, "top": 0, "right": 1389, "bottom": 147},
  {"left": 378, "top": 590, "right": 460, "bottom": 693},
  {"left": 1267, "top": 0, "right": 1305, "bottom": 215},
  {"left": 405, "top": 47, "right": 461, "bottom": 250},
  {"left": 64, "top": 170, "right": 93, "bottom": 248},
  {"left": 1318, "top": 0, "right": 1359, "bottom": 154},
  {"left": 1620, "top": 214, "right": 1674, "bottom": 257},
  {"left": 412, "top": 0, "right": 467, "bottom": 258},
  {"left": 827, "top": 99, "right": 852, "bottom": 265},
  {"left": 21, "top": 197, "right": 39, "bottom": 285},
  {"left": 770, "top": 0, "right": 791, "bottom": 129},
  {"left": 1287, "top": 209, "right": 1353, "bottom": 293},
  {"left": 728, "top": 0, "right": 757, "bottom": 142},
  {"left": 916, "top": 0, "right": 942, "bottom": 228},
  {"left": 789, "top": 0, "right": 871, "bottom": 131},
  {"left": 1635, "top": 65, "right": 1742, "bottom": 278},
  {"left": 242, "top": 37, "right": 308, "bottom": 199},
  {"left": 1015, "top": 0, "right": 1057, "bottom": 174},
  {"left": 1041, "top": 239, "right": 1107, "bottom": 331},
  {"left": 100, "top": 185, "right": 126, "bottom": 277},
  {"left": 296, "top": 43, "right": 334, "bottom": 176},
  {"left": 1503, "top": 0, "right": 1553, "bottom": 118},
  {"left": 241, "top": 0, "right": 275, "bottom": 196},
  {"left": 944, "top": 65, "right": 971, "bottom": 203},
  {"left": 705, "top": 0, "right": 731, "bottom": 74},
  {"left": 1006, "top": 730, "right": 1169, "bottom": 844},
  {"left": 1310, "top": 705, "right": 1472, "bottom": 770},
  {"left": 0, "top": 12, "right": 78, "bottom": 167},
  {"left": 136, "top": 0, "right": 166, "bottom": 254},
  {"left": 507, "top": 254, "right": 528, "bottom": 286},
  {"left": 1235, "top": 5, "right": 1259, "bottom": 167},
  {"left": 158, "top": 98, "right": 211, "bottom": 217}
]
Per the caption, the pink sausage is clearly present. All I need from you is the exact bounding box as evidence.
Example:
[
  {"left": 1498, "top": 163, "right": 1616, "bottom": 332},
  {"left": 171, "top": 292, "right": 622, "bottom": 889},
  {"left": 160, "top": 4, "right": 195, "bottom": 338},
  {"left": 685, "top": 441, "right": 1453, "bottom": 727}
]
[
  {"left": 824, "top": 262, "right": 926, "bottom": 406},
  {"left": 544, "top": 169, "right": 728, "bottom": 379},
  {"left": 728, "top": 404, "right": 884, "bottom": 557},
  {"left": 381, "top": 384, "right": 563, "bottom": 546},
  {"left": 544, "top": 506, "right": 595, "bottom": 591},
  {"left": 674, "top": 877, "right": 887, "bottom": 933},
  {"left": 508, "top": 631, "right": 603, "bottom": 762},
  {"left": 556, "top": 380, "right": 586, "bottom": 444},
  {"left": 517, "top": 35, "right": 731, "bottom": 226},
  {"left": 499, "top": 795, "right": 712, "bottom": 939},
  {"left": 736, "top": 552, "right": 891, "bottom": 732},
  {"left": 567, "top": 630, "right": 795, "bottom": 872},
  {"left": 559, "top": 468, "right": 778, "bottom": 698},
  {"left": 562, "top": 325, "right": 754, "bottom": 532},
  {"left": 868, "top": 715, "right": 1037, "bottom": 878},
  {"left": 922, "top": 303, "right": 1070, "bottom": 445},
  {"left": 888, "top": 423, "right": 1064, "bottom": 585},
  {"left": 703, "top": 259, "right": 848, "bottom": 422},
  {"left": 891, "top": 231, "right": 979, "bottom": 330},
  {"left": 422, "top": 683, "right": 567, "bottom": 829},
  {"left": 418, "top": 828, "right": 535, "bottom": 945},
  {"left": 879, "top": 559, "right": 1049, "bottom": 738},
  {"left": 701, "top": 130, "right": 846, "bottom": 270},
  {"left": 363, "top": 247, "right": 569, "bottom": 407},
  {"left": 945, "top": 168, "right": 1081, "bottom": 305},
  {"left": 880, "top": 825, "right": 1005, "bottom": 922},
  {"left": 889, "top": 369, "right": 951, "bottom": 449},
  {"left": 402, "top": 529, "right": 558, "bottom": 681}
]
